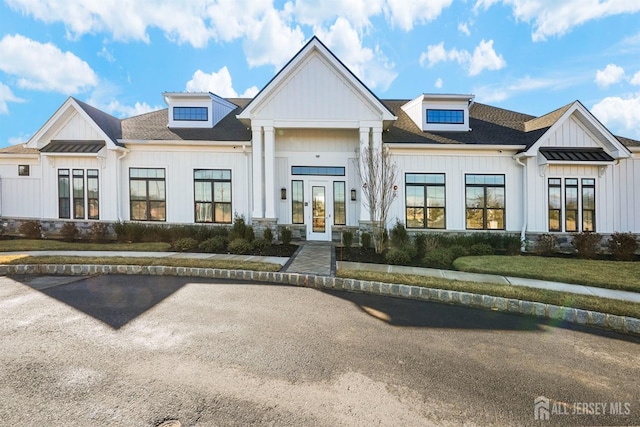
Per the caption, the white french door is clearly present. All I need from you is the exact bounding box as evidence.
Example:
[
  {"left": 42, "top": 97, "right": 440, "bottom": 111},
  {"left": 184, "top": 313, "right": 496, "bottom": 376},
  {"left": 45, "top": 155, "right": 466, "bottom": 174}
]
[{"left": 305, "top": 180, "right": 332, "bottom": 241}]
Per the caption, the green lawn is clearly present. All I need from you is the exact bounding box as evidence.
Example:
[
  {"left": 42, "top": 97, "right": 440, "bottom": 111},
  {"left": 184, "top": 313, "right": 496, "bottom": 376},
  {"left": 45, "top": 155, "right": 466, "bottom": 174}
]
[
  {"left": 0, "top": 255, "right": 281, "bottom": 272},
  {"left": 338, "top": 269, "right": 640, "bottom": 319},
  {"left": 453, "top": 255, "right": 640, "bottom": 293},
  {"left": 0, "top": 239, "right": 171, "bottom": 252}
]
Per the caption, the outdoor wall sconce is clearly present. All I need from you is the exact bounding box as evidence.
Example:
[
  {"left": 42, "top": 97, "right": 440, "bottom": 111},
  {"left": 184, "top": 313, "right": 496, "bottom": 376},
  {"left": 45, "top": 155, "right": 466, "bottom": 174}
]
[
  {"left": 281, "top": 187, "right": 287, "bottom": 200},
  {"left": 350, "top": 188, "right": 357, "bottom": 201}
]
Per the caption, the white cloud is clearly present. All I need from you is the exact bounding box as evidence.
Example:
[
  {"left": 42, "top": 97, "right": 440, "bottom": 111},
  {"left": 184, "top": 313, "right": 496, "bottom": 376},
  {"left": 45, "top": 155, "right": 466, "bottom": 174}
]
[
  {"left": 384, "top": 0, "right": 453, "bottom": 31},
  {"left": 458, "top": 22, "right": 471, "bottom": 36},
  {"left": 591, "top": 93, "right": 640, "bottom": 139},
  {"left": 8, "top": 132, "right": 30, "bottom": 145},
  {"left": 186, "top": 67, "right": 258, "bottom": 98},
  {"left": 474, "top": 75, "right": 578, "bottom": 103},
  {"left": 0, "top": 81, "right": 25, "bottom": 114},
  {"left": 315, "top": 17, "right": 397, "bottom": 91},
  {"left": 0, "top": 34, "right": 97, "bottom": 94},
  {"left": 630, "top": 70, "right": 640, "bottom": 86},
  {"left": 98, "top": 46, "right": 115, "bottom": 63},
  {"left": 468, "top": 39, "right": 506, "bottom": 76},
  {"left": 285, "top": 0, "right": 384, "bottom": 30},
  {"left": 435, "top": 78, "right": 443, "bottom": 88},
  {"left": 420, "top": 40, "right": 505, "bottom": 76},
  {"left": 595, "top": 64, "right": 626, "bottom": 87},
  {"left": 474, "top": 0, "right": 640, "bottom": 42},
  {"left": 104, "top": 100, "right": 160, "bottom": 118}
]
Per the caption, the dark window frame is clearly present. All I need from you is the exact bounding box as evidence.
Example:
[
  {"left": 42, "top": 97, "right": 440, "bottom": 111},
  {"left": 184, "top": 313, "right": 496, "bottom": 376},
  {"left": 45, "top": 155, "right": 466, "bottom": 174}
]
[
  {"left": 193, "top": 169, "right": 232, "bottom": 224},
  {"left": 546, "top": 177, "right": 597, "bottom": 233},
  {"left": 291, "top": 180, "right": 304, "bottom": 224},
  {"left": 58, "top": 169, "right": 70, "bottom": 219},
  {"left": 129, "top": 168, "right": 166, "bottom": 222},
  {"left": 333, "top": 181, "right": 346, "bottom": 226},
  {"left": 291, "top": 166, "right": 345, "bottom": 176},
  {"left": 426, "top": 109, "right": 464, "bottom": 124},
  {"left": 581, "top": 178, "right": 596, "bottom": 232},
  {"left": 465, "top": 174, "right": 505, "bottom": 230},
  {"left": 173, "top": 106, "right": 208, "bottom": 121},
  {"left": 548, "top": 178, "right": 562, "bottom": 232},
  {"left": 87, "top": 169, "right": 99, "bottom": 220},
  {"left": 565, "top": 178, "right": 579, "bottom": 232},
  {"left": 72, "top": 169, "right": 85, "bottom": 220},
  {"left": 18, "top": 165, "right": 30, "bottom": 176},
  {"left": 405, "top": 173, "right": 446, "bottom": 229}
]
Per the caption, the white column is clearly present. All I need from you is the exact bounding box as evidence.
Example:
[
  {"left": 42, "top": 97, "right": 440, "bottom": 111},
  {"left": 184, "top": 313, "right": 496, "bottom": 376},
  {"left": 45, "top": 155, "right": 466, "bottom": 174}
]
[
  {"left": 264, "top": 126, "right": 276, "bottom": 218},
  {"left": 359, "top": 127, "right": 370, "bottom": 222},
  {"left": 251, "top": 126, "right": 263, "bottom": 218}
]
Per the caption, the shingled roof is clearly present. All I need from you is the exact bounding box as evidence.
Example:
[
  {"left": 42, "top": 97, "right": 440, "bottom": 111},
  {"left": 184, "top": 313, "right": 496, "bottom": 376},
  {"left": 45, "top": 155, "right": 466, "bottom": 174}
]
[
  {"left": 73, "top": 98, "right": 123, "bottom": 146},
  {"left": 0, "top": 144, "right": 39, "bottom": 155},
  {"left": 122, "top": 98, "right": 251, "bottom": 142}
]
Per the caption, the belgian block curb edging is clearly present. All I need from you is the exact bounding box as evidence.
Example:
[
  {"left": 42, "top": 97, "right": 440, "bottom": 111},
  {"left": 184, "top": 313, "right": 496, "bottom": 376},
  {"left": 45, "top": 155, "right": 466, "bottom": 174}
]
[{"left": 2, "top": 263, "right": 639, "bottom": 337}]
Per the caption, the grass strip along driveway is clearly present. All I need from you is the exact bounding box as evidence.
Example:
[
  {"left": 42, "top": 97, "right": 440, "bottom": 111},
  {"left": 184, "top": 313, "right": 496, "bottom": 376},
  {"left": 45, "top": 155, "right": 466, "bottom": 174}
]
[
  {"left": 454, "top": 255, "right": 640, "bottom": 293},
  {"left": 337, "top": 269, "right": 640, "bottom": 320}
]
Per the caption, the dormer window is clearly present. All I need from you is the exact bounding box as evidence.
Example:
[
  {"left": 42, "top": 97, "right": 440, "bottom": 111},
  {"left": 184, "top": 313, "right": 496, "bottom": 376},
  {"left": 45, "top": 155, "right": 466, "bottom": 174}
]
[
  {"left": 173, "top": 106, "right": 208, "bottom": 121},
  {"left": 402, "top": 94, "right": 473, "bottom": 132},
  {"left": 427, "top": 109, "right": 464, "bottom": 124}
]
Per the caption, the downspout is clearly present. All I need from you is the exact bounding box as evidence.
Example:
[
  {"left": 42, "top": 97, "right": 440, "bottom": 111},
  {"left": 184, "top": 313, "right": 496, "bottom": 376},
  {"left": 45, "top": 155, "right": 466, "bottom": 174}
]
[
  {"left": 116, "top": 148, "right": 130, "bottom": 222},
  {"left": 243, "top": 144, "right": 249, "bottom": 219},
  {"left": 514, "top": 155, "right": 527, "bottom": 252}
]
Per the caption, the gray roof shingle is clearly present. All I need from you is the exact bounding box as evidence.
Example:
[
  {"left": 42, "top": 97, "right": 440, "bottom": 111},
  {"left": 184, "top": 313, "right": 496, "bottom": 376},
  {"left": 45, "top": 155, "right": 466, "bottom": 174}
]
[{"left": 73, "top": 98, "right": 123, "bottom": 145}]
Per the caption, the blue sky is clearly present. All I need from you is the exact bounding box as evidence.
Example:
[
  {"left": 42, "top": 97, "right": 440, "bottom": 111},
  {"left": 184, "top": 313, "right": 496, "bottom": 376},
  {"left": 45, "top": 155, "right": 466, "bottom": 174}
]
[{"left": 1, "top": 0, "right": 639, "bottom": 147}]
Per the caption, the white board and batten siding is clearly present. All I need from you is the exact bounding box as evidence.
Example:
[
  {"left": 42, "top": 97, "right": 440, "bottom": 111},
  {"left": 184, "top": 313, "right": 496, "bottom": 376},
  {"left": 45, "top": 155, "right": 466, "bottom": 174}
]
[
  {"left": 537, "top": 115, "right": 605, "bottom": 150},
  {"left": 0, "top": 158, "right": 41, "bottom": 218},
  {"left": 254, "top": 54, "right": 382, "bottom": 124},
  {"left": 389, "top": 150, "right": 523, "bottom": 232},
  {"left": 120, "top": 146, "right": 250, "bottom": 224}
]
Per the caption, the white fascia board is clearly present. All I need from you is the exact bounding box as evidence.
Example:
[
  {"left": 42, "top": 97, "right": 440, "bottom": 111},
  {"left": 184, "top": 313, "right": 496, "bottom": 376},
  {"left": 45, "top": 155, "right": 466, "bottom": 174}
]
[
  {"left": 387, "top": 143, "right": 525, "bottom": 151},
  {"left": 628, "top": 147, "right": 640, "bottom": 153},
  {"left": 120, "top": 139, "right": 249, "bottom": 146}
]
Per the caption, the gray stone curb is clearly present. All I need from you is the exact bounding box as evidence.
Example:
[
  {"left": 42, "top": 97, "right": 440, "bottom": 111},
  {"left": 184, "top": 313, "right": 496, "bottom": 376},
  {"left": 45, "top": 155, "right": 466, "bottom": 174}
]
[{"left": 2, "top": 264, "right": 639, "bottom": 336}]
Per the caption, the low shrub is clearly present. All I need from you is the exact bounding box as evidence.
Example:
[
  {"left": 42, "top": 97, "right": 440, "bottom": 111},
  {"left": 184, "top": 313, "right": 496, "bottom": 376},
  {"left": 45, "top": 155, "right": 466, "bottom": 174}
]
[
  {"left": 19, "top": 220, "right": 41, "bottom": 239},
  {"left": 113, "top": 222, "right": 147, "bottom": 243},
  {"left": 571, "top": 232, "right": 602, "bottom": 259},
  {"left": 423, "top": 247, "right": 455, "bottom": 269},
  {"left": 263, "top": 227, "right": 274, "bottom": 243},
  {"left": 390, "top": 220, "right": 410, "bottom": 248},
  {"left": 535, "top": 233, "right": 558, "bottom": 256},
  {"left": 279, "top": 227, "right": 292, "bottom": 245},
  {"left": 413, "top": 233, "right": 427, "bottom": 253},
  {"left": 448, "top": 245, "right": 469, "bottom": 260},
  {"left": 424, "top": 235, "right": 441, "bottom": 252},
  {"left": 251, "top": 238, "right": 270, "bottom": 255},
  {"left": 385, "top": 247, "right": 414, "bottom": 265},
  {"left": 228, "top": 237, "right": 252, "bottom": 255},
  {"left": 608, "top": 232, "right": 638, "bottom": 261},
  {"left": 360, "top": 232, "right": 372, "bottom": 249},
  {"left": 60, "top": 222, "right": 79, "bottom": 242},
  {"left": 89, "top": 222, "right": 110, "bottom": 243},
  {"left": 468, "top": 243, "right": 494, "bottom": 256},
  {"left": 342, "top": 230, "right": 353, "bottom": 248},
  {"left": 173, "top": 237, "right": 198, "bottom": 252},
  {"left": 244, "top": 226, "right": 255, "bottom": 242},
  {"left": 231, "top": 215, "right": 248, "bottom": 240},
  {"left": 198, "top": 236, "right": 227, "bottom": 253}
]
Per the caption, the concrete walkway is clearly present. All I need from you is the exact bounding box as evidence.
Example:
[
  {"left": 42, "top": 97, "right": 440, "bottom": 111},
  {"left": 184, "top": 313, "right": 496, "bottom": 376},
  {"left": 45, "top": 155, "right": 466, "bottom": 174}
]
[{"left": 2, "top": 247, "right": 639, "bottom": 304}]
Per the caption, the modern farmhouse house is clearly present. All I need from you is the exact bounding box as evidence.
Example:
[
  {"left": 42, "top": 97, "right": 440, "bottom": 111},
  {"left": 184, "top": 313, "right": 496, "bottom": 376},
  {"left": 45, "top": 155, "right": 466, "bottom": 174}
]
[{"left": 1, "top": 37, "right": 639, "bottom": 245}]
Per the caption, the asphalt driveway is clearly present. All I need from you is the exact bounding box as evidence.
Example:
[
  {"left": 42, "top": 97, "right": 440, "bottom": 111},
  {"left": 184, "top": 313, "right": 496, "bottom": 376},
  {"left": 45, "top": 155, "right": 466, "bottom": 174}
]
[{"left": 1, "top": 274, "right": 639, "bottom": 426}]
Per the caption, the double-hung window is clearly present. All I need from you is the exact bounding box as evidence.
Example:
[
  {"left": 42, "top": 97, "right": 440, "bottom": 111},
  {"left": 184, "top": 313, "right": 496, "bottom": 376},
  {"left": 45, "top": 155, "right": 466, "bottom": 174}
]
[
  {"left": 333, "top": 181, "right": 346, "bottom": 225},
  {"left": 130, "top": 168, "right": 166, "bottom": 221},
  {"left": 548, "top": 178, "right": 596, "bottom": 232},
  {"left": 465, "top": 174, "right": 505, "bottom": 230},
  {"left": 194, "top": 169, "right": 232, "bottom": 223},
  {"left": 58, "top": 169, "right": 70, "bottom": 219},
  {"left": 405, "top": 173, "right": 446, "bottom": 229}
]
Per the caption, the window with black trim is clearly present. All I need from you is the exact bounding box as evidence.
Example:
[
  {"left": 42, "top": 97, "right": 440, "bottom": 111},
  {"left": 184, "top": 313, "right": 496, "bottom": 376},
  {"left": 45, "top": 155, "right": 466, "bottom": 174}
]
[
  {"left": 546, "top": 177, "right": 596, "bottom": 232},
  {"left": 129, "top": 168, "right": 166, "bottom": 221},
  {"left": 58, "top": 169, "right": 70, "bottom": 219},
  {"left": 405, "top": 173, "right": 446, "bottom": 229},
  {"left": 427, "top": 109, "right": 464, "bottom": 124},
  {"left": 292, "top": 180, "right": 304, "bottom": 224},
  {"left": 465, "top": 174, "right": 505, "bottom": 230},
  {"left": 333, "top": 181, "right": 346, "bottom": 225},
  {"left": 173, "top": 107, "right": 208, "bottom": 121},
  {"left": 291, "top": 166, "right": 345, "bottom": 176},
  {"left": 194, "top": 169, "right": 232, "bottom": 223},
  {"left": 72, "top": 169, "right": 85, "bottom": 219},
  {"left": 18, "top": 165, "right": 30, "bottom": 176},
  {"left": 87, "top": 169, "right": 99, "bottom": 220}
]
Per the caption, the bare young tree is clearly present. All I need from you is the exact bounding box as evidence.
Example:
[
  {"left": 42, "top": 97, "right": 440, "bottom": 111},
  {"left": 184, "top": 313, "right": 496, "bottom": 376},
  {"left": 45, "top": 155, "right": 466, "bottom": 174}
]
[{"left": 356, "top": 142, "right": 398, "bottom": 253}]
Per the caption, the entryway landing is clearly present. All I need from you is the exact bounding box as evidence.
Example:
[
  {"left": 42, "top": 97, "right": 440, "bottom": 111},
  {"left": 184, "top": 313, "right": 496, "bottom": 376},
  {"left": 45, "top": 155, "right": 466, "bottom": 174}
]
[{"left": 281, "top": 242, "right": 336, "bottom": 276}]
